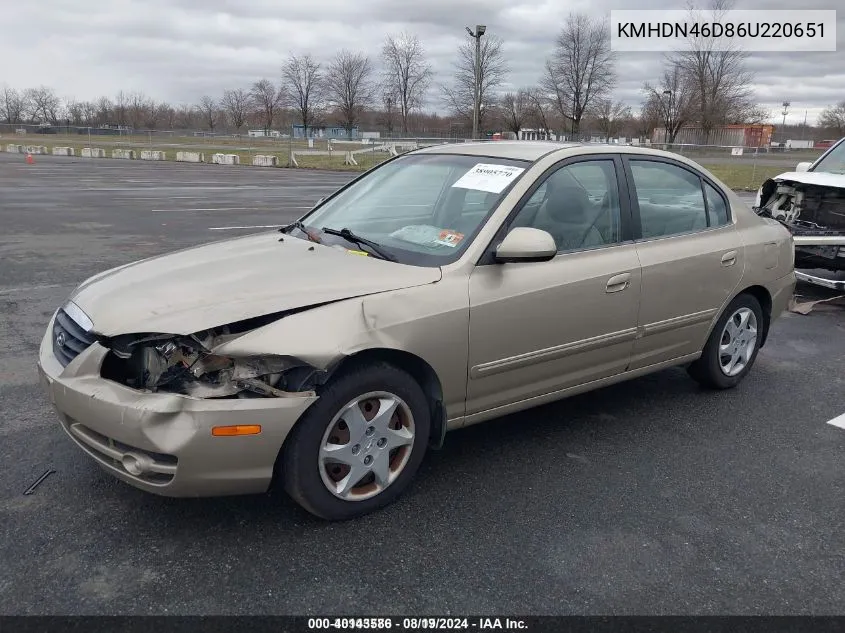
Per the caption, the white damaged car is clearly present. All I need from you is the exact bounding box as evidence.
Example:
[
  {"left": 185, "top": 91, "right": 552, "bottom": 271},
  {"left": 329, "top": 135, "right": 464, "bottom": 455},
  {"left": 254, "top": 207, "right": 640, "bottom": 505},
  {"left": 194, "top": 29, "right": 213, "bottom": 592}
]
[{"left": 754, "top": 137, "right": 845, "bottom": 290}]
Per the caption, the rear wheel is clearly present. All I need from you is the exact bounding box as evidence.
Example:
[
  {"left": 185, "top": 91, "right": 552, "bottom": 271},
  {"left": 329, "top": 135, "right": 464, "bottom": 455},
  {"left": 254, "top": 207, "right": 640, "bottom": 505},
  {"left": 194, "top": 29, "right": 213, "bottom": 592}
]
[
  {"left": 281, "top": 362, "right": 430, "bottom": 520},
  {"left": 688, "top": 293, "right": 763, "bottom": 390}
]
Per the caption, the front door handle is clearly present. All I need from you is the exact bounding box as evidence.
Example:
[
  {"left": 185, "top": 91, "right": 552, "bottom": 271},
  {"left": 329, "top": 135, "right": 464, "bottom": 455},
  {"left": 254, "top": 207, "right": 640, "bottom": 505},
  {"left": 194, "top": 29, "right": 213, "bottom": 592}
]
[
  {"left": 606, "top": 272, "right": 631, "bottom": 293},
  {"left": 721, "top": 250, "right": 738, "bottom": 266}
]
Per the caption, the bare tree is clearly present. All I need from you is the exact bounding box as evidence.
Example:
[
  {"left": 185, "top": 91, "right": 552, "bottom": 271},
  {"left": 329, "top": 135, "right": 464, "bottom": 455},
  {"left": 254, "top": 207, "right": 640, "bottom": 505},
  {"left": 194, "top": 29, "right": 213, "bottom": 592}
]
[
  {"left": 635, "top": 100, "right": 661, "bottom": 143},
  {"left": 126, "top": 91, "right": 152, "bottom": 129},
  {"left": 221, "top": 88, "right": 250, "bottom": 133},
  {"left": 728, "top": 103, "right": 770, "bottom": 125},
  {"left": 198, "top": 95, "right": 218, "bottom": 131},
  {"left": 1, "top": 86, "right": 26, "bottom": 123},
  {"left": 79, "top": 101, "right": 98, "bottom": 126},
  {"left": 819, "top": 101, "right": 845, "bottom": 136},
  {"left": 114, "top": 90, "right": 129, "bottom": 126},
  {"left": 66, "top": 99, "right": 85, "bottom": 126},
  {"left": 250, "top": 78, "right": 283, "bottom": 133},
  {"left": 440, "top": 33, "right": 508, "bottom": 133},
  {"left": 539, "top": 59, "right": 571, "bottom": 137},
  {"left": 95, "top": 96, "right": 113, "bottom": 125},
  {"left": 325, "top": 50, "right": 375, "bottom": 138},
  {"left": 144, "top": 101, "right": 171, "bottom": 130},
  {"left": 500, "top": 90, "right": 531, "bottom": 137},
  {"left": 381, "top": 32, "right": 433, "bottom": 134},
  {"left": 158, "top": 103, "right": 177, "bottom": 130},
  {"left": 672, "top": 0, "right": 754, "bottom": 143},
  {"left": 526, "top": 86, "right": 558, "bottom": 136},
  {"left": 545, "top": 13, "right": 615, "bottom": 136},
  {"left": 642, "top": 61, "right": 696, "bottom": 143},
  {"left": 26, "top": 86, "right": 62, "bottom": 124},
  {"left": 282, "top": 53, "right": 325, "bottom": 139},
  {"left": 175, "top": 104, "right": 198, "bottom": 130},
  {"left": 592, "top": 99, "right": 632, "bottom": 141},
  {"left": 378, "top": 90, "right": 399, "bottom": 136}
]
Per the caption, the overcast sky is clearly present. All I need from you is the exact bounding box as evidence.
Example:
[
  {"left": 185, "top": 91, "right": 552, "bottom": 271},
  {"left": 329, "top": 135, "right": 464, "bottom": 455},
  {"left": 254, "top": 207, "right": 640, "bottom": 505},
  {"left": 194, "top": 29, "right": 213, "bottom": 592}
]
[{"left": 2, "top": 0, "right": 843, "bottom": 125}]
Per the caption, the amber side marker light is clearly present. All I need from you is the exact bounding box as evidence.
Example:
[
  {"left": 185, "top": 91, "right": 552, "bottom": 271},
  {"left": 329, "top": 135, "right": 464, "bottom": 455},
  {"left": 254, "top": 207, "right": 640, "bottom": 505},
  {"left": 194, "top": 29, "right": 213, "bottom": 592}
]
[{"left": 212, "top": 425, "right": 262, "bottom": 437}]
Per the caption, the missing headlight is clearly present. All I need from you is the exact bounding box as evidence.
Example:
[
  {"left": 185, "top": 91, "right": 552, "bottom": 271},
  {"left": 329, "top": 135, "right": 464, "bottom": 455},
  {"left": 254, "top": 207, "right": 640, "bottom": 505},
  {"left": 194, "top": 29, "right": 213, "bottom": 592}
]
[{"left": 100, "top": 331, "right": 318, "bottom": 398}]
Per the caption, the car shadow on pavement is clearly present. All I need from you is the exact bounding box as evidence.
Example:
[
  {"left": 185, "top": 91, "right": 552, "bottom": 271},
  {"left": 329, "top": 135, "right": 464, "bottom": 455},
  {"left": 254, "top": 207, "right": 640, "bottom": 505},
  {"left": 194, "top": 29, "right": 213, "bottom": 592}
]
[{"left": 88, "top": 364, "right": 729, "bottom": 528}]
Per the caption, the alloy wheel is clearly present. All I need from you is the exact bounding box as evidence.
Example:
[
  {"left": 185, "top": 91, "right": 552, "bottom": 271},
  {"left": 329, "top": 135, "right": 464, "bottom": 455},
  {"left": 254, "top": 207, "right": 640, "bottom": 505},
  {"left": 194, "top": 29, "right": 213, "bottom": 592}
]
[{"left": 718, "top": 307, "right": 758, "bottom": 377}]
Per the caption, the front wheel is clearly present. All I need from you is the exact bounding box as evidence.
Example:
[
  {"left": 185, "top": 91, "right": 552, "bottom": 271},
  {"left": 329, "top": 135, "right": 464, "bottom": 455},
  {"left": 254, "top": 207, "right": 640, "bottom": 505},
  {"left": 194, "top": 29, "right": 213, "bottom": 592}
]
[
  {"left": 688, "top": 293, "right": 764, "bottom": 390},
  {"left": 281, "top": 362, "right": 430, "bottom": 520}
]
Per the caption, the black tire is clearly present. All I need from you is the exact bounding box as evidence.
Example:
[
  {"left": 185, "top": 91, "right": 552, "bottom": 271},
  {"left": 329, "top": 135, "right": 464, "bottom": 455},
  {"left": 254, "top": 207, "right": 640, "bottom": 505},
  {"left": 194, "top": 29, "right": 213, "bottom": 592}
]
[
  {"left": 688, "top": 293, "right": 764, "bottom": 390},
  {"left": 280, "top": 361, "right": 430, "bottom": 521}
]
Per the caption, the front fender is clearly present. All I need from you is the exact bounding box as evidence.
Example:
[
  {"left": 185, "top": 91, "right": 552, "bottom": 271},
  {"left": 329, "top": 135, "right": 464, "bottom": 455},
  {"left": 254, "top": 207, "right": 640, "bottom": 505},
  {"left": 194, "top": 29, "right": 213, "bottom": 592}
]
[{"left": 212, "top": 278, "right": 471, "bottom": 420}]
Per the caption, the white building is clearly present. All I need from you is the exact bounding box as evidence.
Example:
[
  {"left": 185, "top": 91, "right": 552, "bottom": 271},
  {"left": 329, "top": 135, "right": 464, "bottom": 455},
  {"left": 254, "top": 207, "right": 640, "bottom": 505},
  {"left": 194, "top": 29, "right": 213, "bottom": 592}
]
[
  {"left": 248, "top": 129, "right": 282, "bottom": 138},
  {"left": 515, "top": 128, "right": 558, "bottom": 141}
]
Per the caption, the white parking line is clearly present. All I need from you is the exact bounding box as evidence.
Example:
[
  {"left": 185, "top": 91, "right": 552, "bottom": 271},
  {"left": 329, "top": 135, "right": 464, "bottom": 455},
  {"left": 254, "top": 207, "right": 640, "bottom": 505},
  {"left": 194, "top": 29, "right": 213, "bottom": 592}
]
[
  {"left": 153, "top": 205, "right": 314, "bottom": 213},
  {"left": 208, "top": 225, "right": 281, "bottom": 231},
  {"left": 150, "top": 207, "right": 252, "bottom": 212},
  {"left": 0, "top": 283, "right": 63, "bottom": 296},
  {"left": 156, "top": 196, "right": 210, "bottom": 200},
  {"left": 131, "top": 196, "right": 209, "bottom": 201},
  {"left": 827, "top": 413, "right": 845, "bottom": 430}
]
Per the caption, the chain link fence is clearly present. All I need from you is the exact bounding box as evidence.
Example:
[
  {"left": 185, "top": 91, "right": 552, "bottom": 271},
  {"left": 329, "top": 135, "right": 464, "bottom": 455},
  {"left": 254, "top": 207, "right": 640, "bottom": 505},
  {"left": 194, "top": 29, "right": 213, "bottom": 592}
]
[
  {"left": 0, "top": 123, "right": 824, "bottom": 188},
  {"left": 650, "top": 141, "right": 823, "bottom": 190}
]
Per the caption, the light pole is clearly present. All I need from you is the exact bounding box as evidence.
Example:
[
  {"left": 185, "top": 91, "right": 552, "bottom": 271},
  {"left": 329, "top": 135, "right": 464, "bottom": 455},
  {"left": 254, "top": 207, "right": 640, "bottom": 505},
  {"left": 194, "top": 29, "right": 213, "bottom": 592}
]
[
  {"left": 465, "top": 24, "right": 486, "bottom": 140},
  {"left": 781, "top": 101, "right": 790, "bottom": 146}
]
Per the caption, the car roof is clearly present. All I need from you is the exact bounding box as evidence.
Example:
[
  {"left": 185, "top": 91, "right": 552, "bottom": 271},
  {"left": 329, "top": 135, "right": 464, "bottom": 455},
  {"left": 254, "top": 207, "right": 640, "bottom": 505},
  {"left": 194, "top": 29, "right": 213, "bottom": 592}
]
[
  {"left": 411, "top": 140, "right": 695, "bottom": 164},
  {"left": 412, "top": 141, "right": 580, "bottom": 161}
]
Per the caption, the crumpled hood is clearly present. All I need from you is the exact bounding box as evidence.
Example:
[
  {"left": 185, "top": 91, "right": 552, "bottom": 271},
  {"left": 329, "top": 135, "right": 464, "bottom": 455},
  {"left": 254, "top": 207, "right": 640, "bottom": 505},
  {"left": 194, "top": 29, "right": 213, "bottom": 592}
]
[
  {"left": 768, "top": 171, "right": 845, "bottom": 188},
  {"left": 69, "top": 231, "right": 441, "bottom": 336}
]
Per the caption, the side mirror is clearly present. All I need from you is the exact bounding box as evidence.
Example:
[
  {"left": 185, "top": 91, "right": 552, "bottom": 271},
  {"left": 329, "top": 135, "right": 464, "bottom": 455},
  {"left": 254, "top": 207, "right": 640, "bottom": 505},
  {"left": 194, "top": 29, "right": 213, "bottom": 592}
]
[
  {"left": 494, "top": 227, "right": 557, "bottom": 263},
  {"left": 795, "top": 161, "right": 812, "bottom": 172}
]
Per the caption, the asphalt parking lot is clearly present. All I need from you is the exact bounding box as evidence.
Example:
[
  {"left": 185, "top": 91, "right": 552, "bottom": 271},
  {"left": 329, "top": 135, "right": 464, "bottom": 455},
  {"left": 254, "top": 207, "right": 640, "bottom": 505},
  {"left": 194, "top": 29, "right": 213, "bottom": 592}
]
[{"left": 1, "top": 153, "right": 844, "bottom": 615}]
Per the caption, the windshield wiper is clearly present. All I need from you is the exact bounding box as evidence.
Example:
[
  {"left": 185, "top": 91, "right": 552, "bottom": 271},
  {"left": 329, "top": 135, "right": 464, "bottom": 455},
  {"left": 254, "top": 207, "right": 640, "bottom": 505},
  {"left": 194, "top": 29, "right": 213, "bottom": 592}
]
[
  {"left": 281, "top": 220, "right": 322, "bottom": 243},
  {"left": 320, "top": 227, "right": 397, "bottom": 261}
]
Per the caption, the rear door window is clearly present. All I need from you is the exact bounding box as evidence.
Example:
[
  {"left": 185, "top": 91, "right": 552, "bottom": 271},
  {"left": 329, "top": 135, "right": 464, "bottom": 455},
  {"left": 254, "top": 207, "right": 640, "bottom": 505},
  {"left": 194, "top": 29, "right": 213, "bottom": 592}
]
[{"left": 629, "top": 160, "right": 708, "bottom": 239}]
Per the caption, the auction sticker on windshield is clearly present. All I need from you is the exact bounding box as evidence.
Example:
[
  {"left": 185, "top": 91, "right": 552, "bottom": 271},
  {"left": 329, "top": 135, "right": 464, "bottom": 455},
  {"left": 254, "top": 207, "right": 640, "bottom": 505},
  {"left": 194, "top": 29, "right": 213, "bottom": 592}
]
[
  {"left": 435, "top": 230, "right": 464, "bottom": 247},
  {"left": 452, "top": 163, "right": 526, "bottom": 193},
  {"left": 390, "top": 225, "right": 464, "bottom": 249}
]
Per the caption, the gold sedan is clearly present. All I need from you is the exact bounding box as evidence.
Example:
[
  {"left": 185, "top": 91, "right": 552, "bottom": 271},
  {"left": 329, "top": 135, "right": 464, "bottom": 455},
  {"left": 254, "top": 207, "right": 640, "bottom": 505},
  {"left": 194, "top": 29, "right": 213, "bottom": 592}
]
[{"left": 38, "top": 142, "right": 796, "bottom": 520}]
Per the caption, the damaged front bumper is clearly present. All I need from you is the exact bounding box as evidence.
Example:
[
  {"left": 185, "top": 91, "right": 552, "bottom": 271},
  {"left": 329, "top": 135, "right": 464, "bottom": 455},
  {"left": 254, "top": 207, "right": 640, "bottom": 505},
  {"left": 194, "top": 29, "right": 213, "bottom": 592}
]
[
  {"left": 791, "top": 234, "right": 845, "bottom": 291},
  {"left": 755, "top": 177, "right": 845, "bottom": 289},
  {"left": 38, "top": 315, "right": 318, "bottom": 497}
]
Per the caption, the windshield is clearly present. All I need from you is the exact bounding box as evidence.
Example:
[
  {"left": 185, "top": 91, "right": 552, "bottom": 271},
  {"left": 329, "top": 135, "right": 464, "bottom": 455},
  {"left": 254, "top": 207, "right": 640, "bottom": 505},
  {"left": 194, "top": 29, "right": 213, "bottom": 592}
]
[
  {"left": 298, "top": 153, "right": 531, "bottom": 266},
  {"left": 813, "top": 139, "right": 845, "bottom": 174}
]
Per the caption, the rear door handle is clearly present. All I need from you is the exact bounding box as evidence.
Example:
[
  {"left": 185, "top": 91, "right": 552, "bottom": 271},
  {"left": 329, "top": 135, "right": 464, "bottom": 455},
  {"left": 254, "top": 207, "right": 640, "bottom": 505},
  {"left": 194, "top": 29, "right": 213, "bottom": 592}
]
[
  {"left": 606, "top": 272, "right": 631, "bottom": 293},
  {"left": 721, "top": 250, "right": 738, "bottom": 266}
]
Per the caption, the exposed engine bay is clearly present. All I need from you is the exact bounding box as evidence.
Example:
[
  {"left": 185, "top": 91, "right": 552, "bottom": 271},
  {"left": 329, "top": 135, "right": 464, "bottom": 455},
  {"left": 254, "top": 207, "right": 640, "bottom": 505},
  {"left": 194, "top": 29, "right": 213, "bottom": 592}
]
[
  {"left": 755, "top": 178, "right": 845, "bottom": 272},
  {"left": 99, "top": 326, "right": 321, "bottom": 399}
]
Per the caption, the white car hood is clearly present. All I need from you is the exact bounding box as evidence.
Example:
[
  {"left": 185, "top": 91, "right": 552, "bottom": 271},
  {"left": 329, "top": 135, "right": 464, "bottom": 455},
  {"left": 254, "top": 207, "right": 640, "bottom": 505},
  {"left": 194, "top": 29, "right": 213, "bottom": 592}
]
[{"left": 767, "top": 171, "right": 845, "bottom": 188}]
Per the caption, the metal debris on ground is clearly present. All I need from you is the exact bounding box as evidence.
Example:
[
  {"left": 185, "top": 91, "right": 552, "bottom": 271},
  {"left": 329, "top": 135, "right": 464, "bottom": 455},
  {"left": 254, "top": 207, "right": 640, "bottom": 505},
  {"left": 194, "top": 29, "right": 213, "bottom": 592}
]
[{"left": 23, "top": 469, "right": 55, "bottom": 495}]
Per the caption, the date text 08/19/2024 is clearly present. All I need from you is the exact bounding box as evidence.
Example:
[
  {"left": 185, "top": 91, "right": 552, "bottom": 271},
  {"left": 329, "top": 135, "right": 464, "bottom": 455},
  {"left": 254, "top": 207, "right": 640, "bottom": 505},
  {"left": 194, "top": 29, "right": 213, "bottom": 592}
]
[{"left": 307, "top": 617, "right": 529, "bottom": 630}]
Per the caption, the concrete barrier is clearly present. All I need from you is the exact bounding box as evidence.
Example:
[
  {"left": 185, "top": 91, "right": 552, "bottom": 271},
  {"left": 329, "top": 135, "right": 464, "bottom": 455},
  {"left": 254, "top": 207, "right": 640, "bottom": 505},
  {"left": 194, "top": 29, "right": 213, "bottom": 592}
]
[
  {"left": 252, "top": 154, "right": 278, "bottom": 167},
  {"left": 25, "top": 145, "right": 48, "bottom": 155},
  {"left": 81, "top": 148, "right": 106, "bottom": 158},
  {"left": 6, "top": 144, "right": 23, "bottom": 153},
  {"left": 212, "top": 153, "right": 240, "bottom": 165},
  {"left": 140, "top": 150, "right": 166, "bottom": 161},
  {"left": 176, "top": 151, "right": 204, "bottom": 163},
  {"left": 289, "top": 150, "right": 333, "bottom": 167},
  {"left": 352, "top": 143, "right": 391, "bottom": 157},
  {"left": 112, "top": 149, "right": 136, "bottom": 159},
  {"left": 52, "top": 147, "right": 75, "bottom": 156}
]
